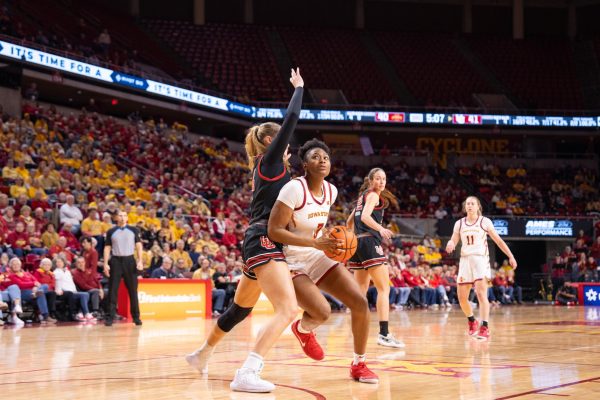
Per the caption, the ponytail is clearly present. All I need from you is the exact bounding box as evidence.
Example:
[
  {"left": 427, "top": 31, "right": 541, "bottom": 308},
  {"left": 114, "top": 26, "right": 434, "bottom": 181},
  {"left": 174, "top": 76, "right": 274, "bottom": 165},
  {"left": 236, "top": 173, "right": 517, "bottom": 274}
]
[
  {"left": 244, "top": 122, "right": 287, "bottom": 170},
  {"left": 357, "top": 168, "right": 399, "bottom": 210},
  {"left": 244, "top": 126, "right": 266, "bottom": 170}
]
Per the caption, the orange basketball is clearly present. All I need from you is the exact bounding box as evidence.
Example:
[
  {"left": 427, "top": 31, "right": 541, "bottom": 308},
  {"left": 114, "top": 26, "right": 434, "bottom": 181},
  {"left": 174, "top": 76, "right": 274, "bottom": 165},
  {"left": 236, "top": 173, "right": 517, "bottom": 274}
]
[{"left": 324, "top": 225, "right": 358, "bottom": 262}]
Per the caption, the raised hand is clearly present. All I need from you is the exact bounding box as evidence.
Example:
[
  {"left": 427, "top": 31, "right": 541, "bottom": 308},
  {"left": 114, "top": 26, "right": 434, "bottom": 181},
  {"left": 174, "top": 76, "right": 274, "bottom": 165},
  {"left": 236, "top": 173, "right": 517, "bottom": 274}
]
[{"left": 290, "top": 67, "right": 304, "bottom": 88}]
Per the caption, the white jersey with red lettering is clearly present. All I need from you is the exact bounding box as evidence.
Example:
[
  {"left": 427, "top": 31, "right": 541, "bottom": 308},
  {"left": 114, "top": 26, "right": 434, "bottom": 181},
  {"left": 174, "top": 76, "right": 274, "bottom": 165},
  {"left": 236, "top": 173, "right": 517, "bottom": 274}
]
[
  {"left": 454, "top": 216, "right": 493, "bottom": 257},
  {"left": 276, "top": 176, "right": 339, "bottom": 284},
  {"left": 453, "top": 216, "right": 494, "bottom": 284}
]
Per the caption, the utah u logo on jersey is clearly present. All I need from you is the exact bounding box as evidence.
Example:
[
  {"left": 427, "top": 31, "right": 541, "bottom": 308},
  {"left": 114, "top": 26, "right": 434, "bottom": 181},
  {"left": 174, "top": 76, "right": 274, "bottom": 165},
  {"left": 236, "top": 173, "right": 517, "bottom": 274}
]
[
  {"left": 375, "top": 245, "right": 384, "bottom": 256},
  {"left": 260, "top": 236, "right": 276, "bottom": 250}
]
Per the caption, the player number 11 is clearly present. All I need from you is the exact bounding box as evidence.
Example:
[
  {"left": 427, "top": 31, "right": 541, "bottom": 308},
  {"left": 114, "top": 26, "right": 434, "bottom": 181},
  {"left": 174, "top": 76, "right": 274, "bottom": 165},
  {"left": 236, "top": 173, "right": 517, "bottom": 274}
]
[{"left": 466, "top": 235, "right": 474, "bottom": 245}]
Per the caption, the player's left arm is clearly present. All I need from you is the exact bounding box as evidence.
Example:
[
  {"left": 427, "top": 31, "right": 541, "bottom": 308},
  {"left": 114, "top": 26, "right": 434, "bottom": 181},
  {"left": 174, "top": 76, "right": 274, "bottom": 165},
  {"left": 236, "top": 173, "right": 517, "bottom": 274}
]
[{"left": 486, "top": 220, "right": 517, "bottom": 269}]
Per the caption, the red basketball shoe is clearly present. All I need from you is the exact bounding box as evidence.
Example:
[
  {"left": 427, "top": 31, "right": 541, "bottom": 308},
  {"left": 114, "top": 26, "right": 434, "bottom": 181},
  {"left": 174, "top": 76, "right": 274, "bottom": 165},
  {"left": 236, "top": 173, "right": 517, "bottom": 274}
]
[
  {"left": 350, "top": 362, "right": 379, "bottom": 384},
  {"left": 477, "top": 325, "right": 490, "bottom": 341},
  {"left": 468, "top": 319, "right": 479, "bottom": 336},
  {"left": 291, "top": 320, "right": 325, "bottom": 361}
]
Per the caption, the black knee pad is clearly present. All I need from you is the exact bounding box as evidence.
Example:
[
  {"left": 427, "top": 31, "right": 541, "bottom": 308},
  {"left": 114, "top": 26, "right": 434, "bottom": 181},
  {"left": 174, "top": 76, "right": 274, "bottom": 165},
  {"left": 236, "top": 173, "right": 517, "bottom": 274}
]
[{"left": 217, "top": 303, "right": 253, "bottom": 332}]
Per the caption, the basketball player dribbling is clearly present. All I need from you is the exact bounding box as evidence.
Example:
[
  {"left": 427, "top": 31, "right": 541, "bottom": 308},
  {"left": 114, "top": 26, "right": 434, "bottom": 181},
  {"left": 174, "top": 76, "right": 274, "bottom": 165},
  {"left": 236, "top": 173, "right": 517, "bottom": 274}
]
[
  {"left": 347, "top": 168, "right": 405, "bottom": 348},
  {"left": 445, "top": 196, "right": 517, "bottom": 340},
  {"left": 268, "top": 139, "right": 378, "bottom": 383}
]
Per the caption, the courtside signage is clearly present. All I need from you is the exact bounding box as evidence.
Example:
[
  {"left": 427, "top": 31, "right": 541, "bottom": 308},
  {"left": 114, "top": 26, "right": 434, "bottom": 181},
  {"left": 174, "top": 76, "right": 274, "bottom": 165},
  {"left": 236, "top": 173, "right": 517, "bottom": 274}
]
[{"left": 2, "top": 39, "right": 599, "bottom": 127}]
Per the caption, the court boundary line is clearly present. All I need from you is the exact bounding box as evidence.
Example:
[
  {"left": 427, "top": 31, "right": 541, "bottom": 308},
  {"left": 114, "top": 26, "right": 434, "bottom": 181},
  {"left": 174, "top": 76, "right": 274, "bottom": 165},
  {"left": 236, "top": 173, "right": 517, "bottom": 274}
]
[{"left": 496, "top": 376, "right": 600, "bottom": 399}]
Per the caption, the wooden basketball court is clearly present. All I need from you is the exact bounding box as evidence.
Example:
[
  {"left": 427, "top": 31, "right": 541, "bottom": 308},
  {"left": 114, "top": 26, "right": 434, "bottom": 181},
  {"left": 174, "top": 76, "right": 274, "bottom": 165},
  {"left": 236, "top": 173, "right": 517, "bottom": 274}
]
[{"left": 2, "top": 305, "right": 600, "bottom": 399}]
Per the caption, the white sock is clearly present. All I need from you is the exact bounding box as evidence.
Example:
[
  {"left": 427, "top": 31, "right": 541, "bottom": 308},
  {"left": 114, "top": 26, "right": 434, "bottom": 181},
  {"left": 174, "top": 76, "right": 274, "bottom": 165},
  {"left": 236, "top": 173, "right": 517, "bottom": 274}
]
[
  {"left": 297, "top": 321, "right": 311, "bottom": 334},
  {"left": 242, "top": 352, "right": 264, "bottom": 371},
  {"left": 353, "top": 353, "right": 366, "bottom": 365}
]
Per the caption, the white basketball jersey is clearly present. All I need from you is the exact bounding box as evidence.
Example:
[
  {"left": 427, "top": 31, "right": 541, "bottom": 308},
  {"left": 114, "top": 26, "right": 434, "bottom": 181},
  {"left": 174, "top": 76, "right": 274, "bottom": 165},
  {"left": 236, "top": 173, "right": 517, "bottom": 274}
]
[
  {"left": 454, "top": 216, "right": 492, "bottom": 257},
  {"left": 276, "top": 176, "right": 337, "bottom": 256}
]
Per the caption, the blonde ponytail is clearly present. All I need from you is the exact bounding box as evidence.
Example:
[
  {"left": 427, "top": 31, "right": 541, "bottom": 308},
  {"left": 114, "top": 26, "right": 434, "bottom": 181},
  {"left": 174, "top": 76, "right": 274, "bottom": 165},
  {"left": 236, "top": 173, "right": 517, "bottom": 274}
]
[{"left": 244, "top": 122, "right": 289, "bottom": 170}]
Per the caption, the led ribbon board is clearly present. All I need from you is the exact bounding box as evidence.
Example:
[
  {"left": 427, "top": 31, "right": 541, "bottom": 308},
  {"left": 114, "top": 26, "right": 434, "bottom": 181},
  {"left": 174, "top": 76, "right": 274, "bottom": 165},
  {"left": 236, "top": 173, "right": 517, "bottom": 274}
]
[{"left": 2, "top": 40, "right": 599, "bottom": 127}]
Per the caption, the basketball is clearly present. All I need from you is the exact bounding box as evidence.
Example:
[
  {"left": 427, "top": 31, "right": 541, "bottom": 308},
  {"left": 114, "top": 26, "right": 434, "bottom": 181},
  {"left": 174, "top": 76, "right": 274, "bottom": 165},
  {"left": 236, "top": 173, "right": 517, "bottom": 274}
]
[{"left": 324, "top": 225, "right": 357, "bottom": 262}]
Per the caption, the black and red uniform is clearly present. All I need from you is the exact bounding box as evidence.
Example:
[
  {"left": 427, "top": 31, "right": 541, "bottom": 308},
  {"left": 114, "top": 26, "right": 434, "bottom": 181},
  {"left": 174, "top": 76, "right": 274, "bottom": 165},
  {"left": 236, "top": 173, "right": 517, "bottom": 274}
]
[
  {"left": 242, "top": 87, "right": 303, "bottom": 279},
  {"left": 348, "top": 190, "right": 387, "bottom": 270}
]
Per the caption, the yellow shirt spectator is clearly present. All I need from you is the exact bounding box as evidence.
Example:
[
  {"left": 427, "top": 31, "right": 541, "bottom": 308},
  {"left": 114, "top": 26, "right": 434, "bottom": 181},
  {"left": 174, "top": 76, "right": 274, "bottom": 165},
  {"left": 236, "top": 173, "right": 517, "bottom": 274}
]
[
  {"left": 136, "top": 188, "right": 152, "bottom": 202},
  {"left": 171, "top": 225, "right": 185, "bottom": 241},
  {"left": 81, "top": 217, "right": 104, "bottom": 236},
  {"left": 125, "top": 186, "right": 138, "bottom": 201},
  {"left": 15, "top": 166, "right": 31, "bottom": 182},
  {"left": 143, "top": 216, "right": 161, "bottom": 230},
  {"left": 195, "top": 237, "right": 219, "bottom": 254},
  {"left": 27, "top": 186, "right": 47, "bottom": 199},
  {"left": 192, "top": 268, "right": 215, "bottom": 285},
  {"left": 2, "top": 165, "right": 19, "bottom": 180},
  {"left": 9, "top": 183, "right": 28, "bottom": 199},
  {"left": 170, "top": 249, "right": 193, "bottom": 270}
]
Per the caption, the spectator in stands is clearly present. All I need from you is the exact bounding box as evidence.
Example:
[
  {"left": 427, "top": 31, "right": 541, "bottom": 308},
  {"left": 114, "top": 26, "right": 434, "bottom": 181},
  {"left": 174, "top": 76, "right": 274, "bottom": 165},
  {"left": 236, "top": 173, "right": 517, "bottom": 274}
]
[
  {"left": 402, "top": 267, "right": 424, "bottom": 307},
  {"left": 9, "top": 177, "right": 27, "bottom": 199},
  {"left": 7, "top": 257, "right": 55, "bottom": 323},
  {"left": 81, "top": 209, "right": 104, "bottom": 252},
  {"left": 54, "top": 256, "right": 94, "bottom": 321},
  {"left": 212, "top": 212, "right": 226, "bottom": 240},
  {"left": 59, "top": 222, "right": 82, "bottom": 252},
  {"left": 150, "top": 256, "right": 176, "bottom": 279},
  {"left": 506, "top": 269, "right": 522, "bottom": 304},
  {"left": 221, "top": 226, "right": 238, "bottom": 249},
  {"left": 59, "top": 195, "right": 83, "bottom": 233},
  {"left": 81, "top": 237, "right": 99, "bottom": 272},
  {"left": 493, "top": 269, "right": 513, "bottom": 304},
  {"left": 48, "top": 236, "right": 75, "bottom": 264},
  {"left": 146, "top": 244, "right": 164, "bottom": 277},
  {"left": 389, "top": 267, "right": 410, "bottom": 309},
  {"left": 173, "top": 258, "right": 191, "bottom": 278},
  {"left": 170, "top": 239, "right": 193, "bottom": 271},
  {"left": 33, "top": 258, "right": 66, "bottom": 321},
  {"left": 1, "top": 269, "right": 24, "bottom": 326},
  {"left": 158, "top": 218, "right": 174, "bottom": 245},
  {"left": 555, "top": 282, "right": 577, "bottom": 305},
  {"left": 430, "top": 266, "right": 451, "bottom": 307},
  {"left": 192, "top": 258, "right": 225, "bottom": 316},
  {"left": 41, "top": 223, "right": 59, "bottom": 248},
  {"left": 6, "top": 221, "right": 31, "bottom": 257},
  {"left": 26, "top": 221, "right": 47, "bottom": 255},
  {"left": 72, "top": 256, "right": 103, "bottom": 317}
]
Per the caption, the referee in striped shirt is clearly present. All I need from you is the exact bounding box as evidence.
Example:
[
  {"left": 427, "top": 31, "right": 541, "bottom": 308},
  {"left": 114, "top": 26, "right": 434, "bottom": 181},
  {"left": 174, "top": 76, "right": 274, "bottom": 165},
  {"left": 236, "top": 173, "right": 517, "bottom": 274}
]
[{"left": 103, "top": 211, "right": 144, "bottom": 326}]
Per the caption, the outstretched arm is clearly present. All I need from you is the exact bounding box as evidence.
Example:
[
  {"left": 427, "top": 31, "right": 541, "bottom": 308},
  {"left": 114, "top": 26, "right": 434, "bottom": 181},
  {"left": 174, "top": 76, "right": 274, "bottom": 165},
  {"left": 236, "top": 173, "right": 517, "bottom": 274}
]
[
  {"left": 488, "top": 229, "right": 517, "bottom": 269},
  {"left": 262, "top": 68, "right": 304, "bottom": 167}
]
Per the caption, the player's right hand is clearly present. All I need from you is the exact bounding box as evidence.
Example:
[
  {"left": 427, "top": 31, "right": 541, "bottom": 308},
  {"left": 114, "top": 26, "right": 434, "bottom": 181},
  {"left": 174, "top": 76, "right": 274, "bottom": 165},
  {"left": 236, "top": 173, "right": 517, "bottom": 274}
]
[
  {"left": 378, "top": 227, "right": 394, "bottom": 240},
  {"left": 313, "top": 234, "right": 343, "bottom": 254},
  {"left": 290, "top": 67, "right": 304, "bottom": 88}
]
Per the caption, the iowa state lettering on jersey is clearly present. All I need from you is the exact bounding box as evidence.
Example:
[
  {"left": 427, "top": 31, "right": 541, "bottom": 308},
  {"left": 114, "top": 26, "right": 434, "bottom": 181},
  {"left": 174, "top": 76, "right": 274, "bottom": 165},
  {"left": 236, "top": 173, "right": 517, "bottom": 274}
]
[{"left": 308, "top": 211, "right": 329, "bottom": 219}]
